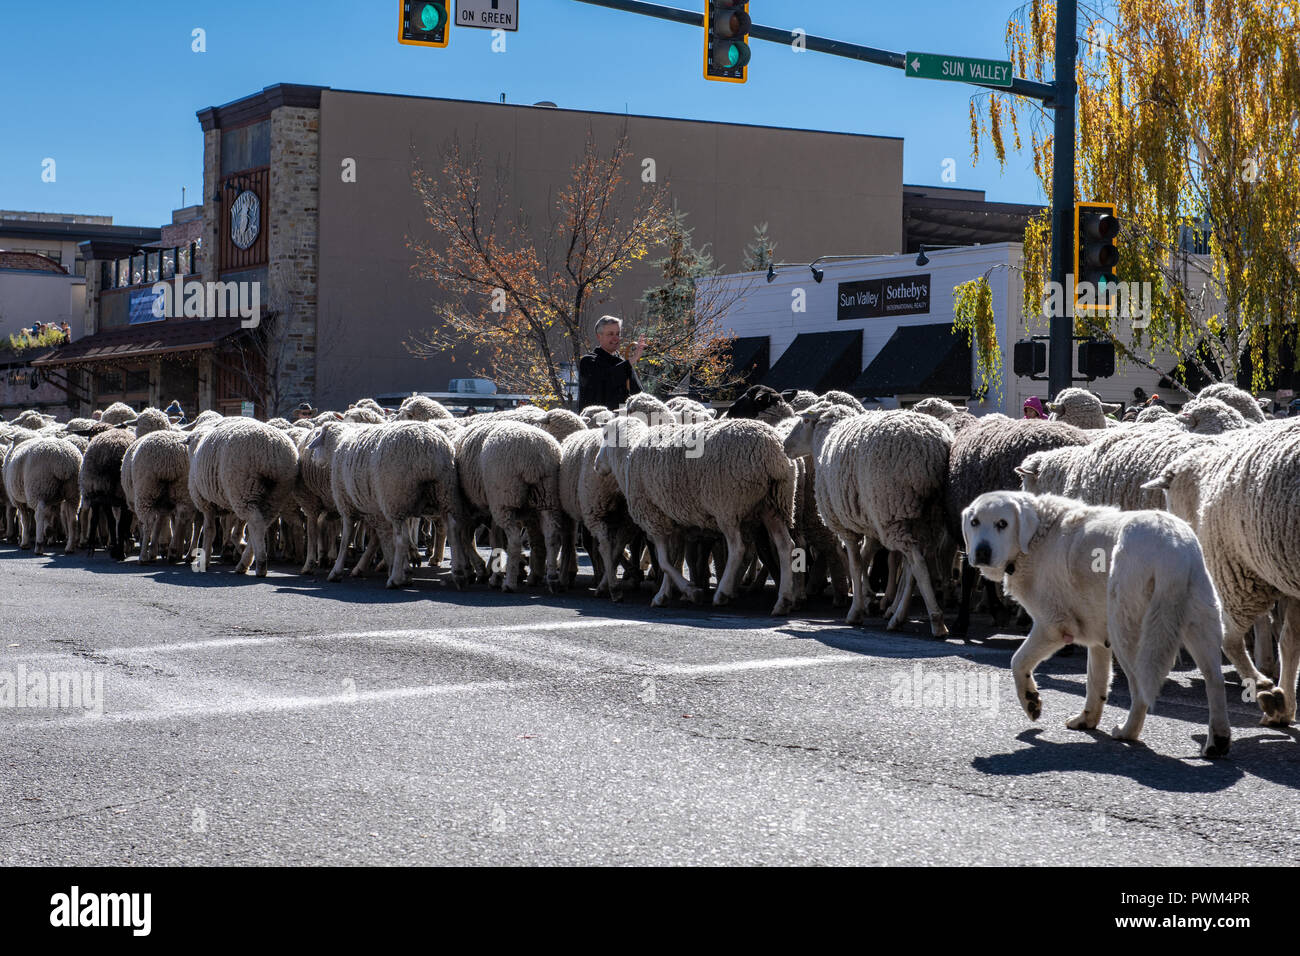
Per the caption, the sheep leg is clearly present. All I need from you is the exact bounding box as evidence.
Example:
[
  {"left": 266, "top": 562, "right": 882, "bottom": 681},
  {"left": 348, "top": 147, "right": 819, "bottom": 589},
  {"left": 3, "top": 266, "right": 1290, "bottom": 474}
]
[
  {"left": 497, "top": 510, "right": 527, "bottom": 592},
  {"left": 429, "top": 517, "right": 447, "bottom": 569},
  {"left": 649, "top": 533, "right": 697, "bottom": 607},
  {"left": 878, "top": 549, "right": 902, "bottom": 615},
  {"left": 885, "top": 565, "right": 914, "bottom": 629},
  {"left": 350, "top": 527, "right": 380, "bottom": 579},
  {"left": 327, "top": 511, "right": 354, "bottom": 582},
  {"left": 446, "top": 515, "right": 472, "bottom": 590},
  {"left": 299, "top": 507, "right": 320, "bottom": 575},
  {"left": 909, "top": 548, "right": 948, "bottom": 637},
  {"left": 488, "top": 524, "right": 508, "bottom": 588},
  {"left": 61, "top": 500, "right": 77, "bottom": 555},
  {"left": 713, "top": 524, "right": 748, "bottom": 606},
  {"left": 541, "top": 509, "right": 562, "bottom": 593},
  {"left": 523, "top": 514, "right": 547, "bottom": 586},
  {"left": 1221, "top": 613, "right": 1274, "bottom": 695},
  {"left": 387, "top": 520, "right": 410, "bottom": 588},
  {"left": 838, "top": 533, "right": 870, "bottom": 626},
  {"left": 33, "top": 501, "right": 50, "bottom": 556},
  {"left": 1253, "top": 610, "right": 1279, "bottom": 684},
  {"left": 761, "top": 512, "right": 797, "bottom": 616},
  {"left": 1258, "top": 599, "right": 1299, "bottom": 725},
  {"left": 591, "top": 523, "right": 616, "bottom": 599}
]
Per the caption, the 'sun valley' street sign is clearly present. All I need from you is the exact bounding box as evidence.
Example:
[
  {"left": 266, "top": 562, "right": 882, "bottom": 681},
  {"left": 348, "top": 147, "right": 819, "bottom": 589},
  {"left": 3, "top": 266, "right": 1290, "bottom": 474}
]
[{"left": 904, "top": 51, "right": 1013, "bottom": 87}]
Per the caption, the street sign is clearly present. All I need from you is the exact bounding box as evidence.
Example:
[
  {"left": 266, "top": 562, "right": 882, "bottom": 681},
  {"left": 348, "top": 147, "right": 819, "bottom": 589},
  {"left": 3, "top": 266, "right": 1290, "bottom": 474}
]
[
  {"left": 240, "top": 401, "right": 254, "bottom": 417},
  {"left": 904, "top": 51, "right": 1013, "bottom": 87},
  {"left": 456, "top": 0, "right": 518, "bottom": 30}
]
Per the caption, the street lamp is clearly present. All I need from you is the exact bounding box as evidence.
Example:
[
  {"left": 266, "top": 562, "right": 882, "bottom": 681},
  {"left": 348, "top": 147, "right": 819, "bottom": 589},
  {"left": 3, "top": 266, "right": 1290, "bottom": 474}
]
[{"left": 809, "top": 254, "right": 894, "bottom": 282}]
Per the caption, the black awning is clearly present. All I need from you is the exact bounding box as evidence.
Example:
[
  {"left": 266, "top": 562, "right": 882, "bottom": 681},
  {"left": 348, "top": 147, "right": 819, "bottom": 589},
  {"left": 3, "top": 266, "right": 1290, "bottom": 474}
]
[
  {"left": 853, "top": 324, "right": 972, "bottom": 398},
  {"left": 725, "top": 335, "right": 770, "bottom": 385},
  {"left": 761, "top": 330, "right": 862, "bottom": 394}
]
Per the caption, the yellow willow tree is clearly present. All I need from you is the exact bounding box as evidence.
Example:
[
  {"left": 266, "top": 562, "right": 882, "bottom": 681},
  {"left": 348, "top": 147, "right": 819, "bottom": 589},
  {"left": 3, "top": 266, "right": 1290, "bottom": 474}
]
[
  {"left": 972, "top": 0, "right": 1300, "bottom": 393},
  {"left": 405, "top": 131, "right": 670, "bottom": 404}
]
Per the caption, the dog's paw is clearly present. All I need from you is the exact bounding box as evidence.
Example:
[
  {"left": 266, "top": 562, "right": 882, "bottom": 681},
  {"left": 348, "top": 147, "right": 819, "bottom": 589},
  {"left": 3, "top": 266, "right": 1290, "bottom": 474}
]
[
  {"left": 1022, "top": 689, "right": 1042, "bottom": 721},
  {"left": 1257, "top": 688, "right": 1286, "bottom": 718},
  {"left": 1065, "top": 711, "right": 1099, "bottom": 730},
  {"left": 1201, "top": 734, "right": 1231, "bottom": 758},
  {"left": 1110, "top": 725, "right": 1141, "bottom": 742}
]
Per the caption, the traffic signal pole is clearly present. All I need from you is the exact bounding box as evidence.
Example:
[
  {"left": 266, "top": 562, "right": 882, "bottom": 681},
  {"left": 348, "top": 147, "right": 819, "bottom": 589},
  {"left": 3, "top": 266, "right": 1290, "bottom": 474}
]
[
  {"left": 571, "top": 0, "right": 1074, "bottom": 394},
  {"left": 1047, "top": 0, "right": 1077, "bottom": 399}
]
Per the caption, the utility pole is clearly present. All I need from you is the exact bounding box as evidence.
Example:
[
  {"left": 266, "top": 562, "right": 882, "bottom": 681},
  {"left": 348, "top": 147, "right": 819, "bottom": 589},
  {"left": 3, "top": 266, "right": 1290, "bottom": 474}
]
[{"left": 573, "top": 0, "right": 1076, "bottom": 396}]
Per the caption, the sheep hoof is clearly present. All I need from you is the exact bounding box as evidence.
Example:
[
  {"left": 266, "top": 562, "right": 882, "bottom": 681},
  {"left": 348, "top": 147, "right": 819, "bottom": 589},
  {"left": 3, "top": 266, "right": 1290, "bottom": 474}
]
[
  {"left": 771, "top": 599, "right": 794, "bottom": 616},
  {"left": 326, "top": 570, "right": 343, "bottom": 583},
  {"left": 845, "top": 608, "right": 865, "bottom": 627},
  {"left": 713, "top": 590, "right": 732, "bottom": 607},
  {"left": 885, "top": 617, "right": 902, "bottom": 632},
  {"left": 609, "top": 588, "right": 625, "bottom": 604},
  {"left": 930, "top": 617, "right": 949, "bottom": 639},
  {"left": 545, "top": 573, "right": 560, "bottom": 594},
  {"left": 451, "top": 572, "right": 468, "bottom": 592},
  {"left": 865, "top": 600, "right": 882, "bottom": 617},
  {"left": 650, "top": 593, "right": 669, "bottom": 608},
  {"left": 688, "top": 587, "right": 709, "bottom": 606},
  {"left": 256, "top": 561, "right": 268, "bottom": 577}
]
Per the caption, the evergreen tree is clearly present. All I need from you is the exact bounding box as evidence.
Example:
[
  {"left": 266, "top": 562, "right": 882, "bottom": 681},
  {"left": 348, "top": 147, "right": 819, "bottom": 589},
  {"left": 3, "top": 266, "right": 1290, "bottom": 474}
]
[{"left": 741, "top": 222, "right": 777, "bottom": 272}]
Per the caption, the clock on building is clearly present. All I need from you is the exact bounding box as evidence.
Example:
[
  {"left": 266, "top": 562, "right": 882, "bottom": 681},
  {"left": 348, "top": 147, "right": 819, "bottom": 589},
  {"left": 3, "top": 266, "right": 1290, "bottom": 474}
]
[{"left": 230, "top": 189, "right": 261, "bottom": 250}]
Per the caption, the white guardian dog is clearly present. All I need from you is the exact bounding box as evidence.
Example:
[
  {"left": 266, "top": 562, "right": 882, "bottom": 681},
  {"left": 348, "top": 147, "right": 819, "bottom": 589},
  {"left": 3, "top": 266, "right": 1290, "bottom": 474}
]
[{"left": 961, "top": 491, "right": 1230, "bottom": 757}]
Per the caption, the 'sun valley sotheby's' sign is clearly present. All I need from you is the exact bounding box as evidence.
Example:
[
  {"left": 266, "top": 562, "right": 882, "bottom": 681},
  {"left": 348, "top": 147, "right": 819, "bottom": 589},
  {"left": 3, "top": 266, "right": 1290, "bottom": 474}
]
[{"left": 837, "top": 274, "right": 931, "bottom": 320}]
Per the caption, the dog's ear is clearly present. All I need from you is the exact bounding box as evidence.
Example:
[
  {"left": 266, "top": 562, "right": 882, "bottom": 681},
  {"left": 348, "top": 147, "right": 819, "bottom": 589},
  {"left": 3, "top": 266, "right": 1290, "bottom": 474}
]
[
  {"left": 959, "top": 503, "right": 975, "bottom": 552},
  {"left": 1014, "top": 495, "right": 1040, "bottom": 554}
]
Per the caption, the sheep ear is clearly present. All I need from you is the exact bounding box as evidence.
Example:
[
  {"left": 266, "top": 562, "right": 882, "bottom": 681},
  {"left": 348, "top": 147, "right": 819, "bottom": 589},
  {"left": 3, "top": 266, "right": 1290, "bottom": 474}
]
[
  {"left": 1102, "top": 402, "right": 1122, "bottom": 414},
  {"left": 1045, "top": 402, "right": 1060, "bottom": 414},
  {"left": 1141, "top": 473, "right": 1172, "bottom": 492},
  {"left": 1013, "top": 462, "right": 1036, "bottom": 479},
  {"left": 1014, "top": 496, "right": 1040, "bottom": 553}
]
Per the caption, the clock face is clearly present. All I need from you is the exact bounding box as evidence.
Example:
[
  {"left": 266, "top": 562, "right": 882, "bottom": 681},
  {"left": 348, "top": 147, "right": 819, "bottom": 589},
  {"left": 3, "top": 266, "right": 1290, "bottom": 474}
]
[{"left": 230, "top": 189, "right": 261, "bottom": 250}]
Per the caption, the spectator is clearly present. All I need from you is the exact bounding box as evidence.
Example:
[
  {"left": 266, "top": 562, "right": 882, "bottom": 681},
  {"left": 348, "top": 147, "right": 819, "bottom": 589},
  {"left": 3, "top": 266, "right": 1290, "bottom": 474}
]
[
  {"left": 1022, "top": 395, "right": 1046, "bottom": 419},
  {"left": 59, "top": 322, "right": 71, "bottom": 342},
  {"left": 165, "top": 400, "right": 186, "bottom": 425},
  {"left": 578, "top": 315, "right": 646, "bottom": 411},
  {"left": 294, "top": 402, "right": 315, "bottom": 420}
]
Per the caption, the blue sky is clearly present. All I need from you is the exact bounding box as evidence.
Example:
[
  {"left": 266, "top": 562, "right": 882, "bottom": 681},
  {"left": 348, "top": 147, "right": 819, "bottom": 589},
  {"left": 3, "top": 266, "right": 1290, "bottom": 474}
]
[{"left": 0, "top": 0, "right": 1046, "bottom": 227}]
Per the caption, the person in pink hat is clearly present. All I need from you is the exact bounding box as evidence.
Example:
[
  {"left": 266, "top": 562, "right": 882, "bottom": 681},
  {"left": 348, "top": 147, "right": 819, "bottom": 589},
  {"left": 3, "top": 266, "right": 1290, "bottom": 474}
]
[{"left": 1023, "top": 395, "right": 1047, "bottom": 419}]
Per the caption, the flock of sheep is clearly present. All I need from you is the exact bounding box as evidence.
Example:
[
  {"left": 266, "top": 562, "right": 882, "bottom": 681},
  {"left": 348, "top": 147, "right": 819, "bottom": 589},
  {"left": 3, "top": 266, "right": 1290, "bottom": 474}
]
[{"left": 1, "top": 380, "right": 1297, "bottom": 737}]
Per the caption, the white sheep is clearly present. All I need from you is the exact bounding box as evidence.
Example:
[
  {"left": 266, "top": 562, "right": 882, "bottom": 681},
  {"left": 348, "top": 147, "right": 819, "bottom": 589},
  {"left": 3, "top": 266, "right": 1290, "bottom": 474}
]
[
  {"left": 129, "top": 429, "right": 197, "bottom": 563},
  {"left": 1047, "top": 387, "right": 1120, "bottom": 429},
  {"left": 1177, "top": 396, "right": 1250, "bottom": 435},
  {"left": 594, "top": 415, "right": 798, "bottom": 615},
  {"left": 79, "top": 426, "right": 135, "bottom": 560},
  {"left": 188, "top": 417, "right": 300, "bottom": 575},
  {"left": 1197, "top": 382, "right": 1267, "bottom": 424},
  {"left": 558, "top": 426, "right": 638, "bottom": 598},
  {"left": 397, "top": 395, "right": 454, "bottom": 421},
  {"left": 320, "top": 420, "right": 458, "bottom": 588},
  {"left": 2, "top": 436, "right": 81, "bottom": 553},
  {"left": 451, "top": 419, "right": 564, "bottom": 592},
  {"left": 1016, "top": 426, "right": 1220, "bottom": 512},
  {"left": 783, "top": 404, "right": 952, "bottom": 635},
  {"left": 1143, "top": 420, "right": 1300, "bottom": 723}
]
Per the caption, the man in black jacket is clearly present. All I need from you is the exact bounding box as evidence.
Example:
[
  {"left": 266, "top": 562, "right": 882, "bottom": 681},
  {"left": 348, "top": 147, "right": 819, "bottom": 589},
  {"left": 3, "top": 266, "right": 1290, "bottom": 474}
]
[{"left": 577, "top": 315, "right": 646, "bottom": 411}]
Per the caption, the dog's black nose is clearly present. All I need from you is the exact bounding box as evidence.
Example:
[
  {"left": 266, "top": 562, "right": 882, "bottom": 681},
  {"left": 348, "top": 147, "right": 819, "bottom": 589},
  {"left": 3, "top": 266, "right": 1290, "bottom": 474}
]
[{"left": 972, "top": 543, "right": 991, "bottom": 566}]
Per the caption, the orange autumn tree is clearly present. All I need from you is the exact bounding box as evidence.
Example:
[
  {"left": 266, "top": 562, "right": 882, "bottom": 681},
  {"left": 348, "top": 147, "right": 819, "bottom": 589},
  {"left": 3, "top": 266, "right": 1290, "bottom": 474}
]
[
  {"left": 971, "top": 0, "right": 1300, "bottom": 393},
  {"left": 405, "top": 131, "right": 671, "bottom": 405}
]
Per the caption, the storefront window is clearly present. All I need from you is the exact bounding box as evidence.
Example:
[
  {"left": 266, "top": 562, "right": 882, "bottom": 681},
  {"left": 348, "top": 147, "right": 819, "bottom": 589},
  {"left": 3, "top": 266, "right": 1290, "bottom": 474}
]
[
  {"left": 146, "top": 251, "right": 160, "bottom": 283},
  {"left": 131, "top": 253, "right": 144, "bottom": 285},
  {"left": 116, "top": 258, "right": 131, "bottom": 288},
  {"left": 162, "top": 248, "right": 176, "bottom": 279},
  {"left": 178, "top": 245, "right": 191, "bottom": 276}
]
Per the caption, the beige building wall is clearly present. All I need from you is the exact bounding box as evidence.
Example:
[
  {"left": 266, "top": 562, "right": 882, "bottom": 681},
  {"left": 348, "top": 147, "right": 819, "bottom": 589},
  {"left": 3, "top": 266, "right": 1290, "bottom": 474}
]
[{"left": 315, "top": 91, "right": 903, "bottom": 407}]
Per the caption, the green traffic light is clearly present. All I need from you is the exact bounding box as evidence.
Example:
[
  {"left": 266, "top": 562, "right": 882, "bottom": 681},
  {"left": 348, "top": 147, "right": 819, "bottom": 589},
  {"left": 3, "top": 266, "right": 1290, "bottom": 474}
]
[
  {"left": 726, "top": 44, "right": 740, "bottom": 67},
  {"left": 417, "top": 2, "right": 441, "bottom": 31}
]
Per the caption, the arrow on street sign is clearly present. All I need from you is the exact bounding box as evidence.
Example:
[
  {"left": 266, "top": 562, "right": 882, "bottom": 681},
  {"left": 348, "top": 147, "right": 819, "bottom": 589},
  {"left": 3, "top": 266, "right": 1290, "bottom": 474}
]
[{"left": 904, "top": 51, "right": 1013, "bottom": 87}]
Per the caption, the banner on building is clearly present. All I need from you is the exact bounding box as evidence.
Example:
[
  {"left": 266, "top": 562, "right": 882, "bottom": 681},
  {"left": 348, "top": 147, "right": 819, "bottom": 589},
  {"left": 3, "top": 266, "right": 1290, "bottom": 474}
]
[
  {"left": 128, "top": 288, "right": 165, "bottom": 325},
  {"left": 837, "top": 273, "right": 931, "bottom": 321}
]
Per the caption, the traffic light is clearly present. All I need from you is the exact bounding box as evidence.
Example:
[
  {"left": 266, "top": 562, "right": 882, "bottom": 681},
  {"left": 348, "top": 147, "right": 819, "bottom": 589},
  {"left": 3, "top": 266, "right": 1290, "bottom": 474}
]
[
  {"left": 399, "top": 0, "right": 449, "bottom": 48},
  {"left": 1077, "top": 340, "right": 1116, "bottom": 380},
  {"left": 705, "top": 1, "right": 751, "bottom": 83},
  {"left": 1074, "top": 201, "right": 1120, "bottom": 315},
  {"left": 1014, "top": 339, "right": 1046, "bottom": 378}
]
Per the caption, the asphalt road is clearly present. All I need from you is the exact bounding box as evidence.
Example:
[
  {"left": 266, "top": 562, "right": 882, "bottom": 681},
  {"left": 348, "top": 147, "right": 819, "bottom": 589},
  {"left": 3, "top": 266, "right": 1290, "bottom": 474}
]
[{"left": 1, "top": 546, "right": 1298, "bottom": 866}]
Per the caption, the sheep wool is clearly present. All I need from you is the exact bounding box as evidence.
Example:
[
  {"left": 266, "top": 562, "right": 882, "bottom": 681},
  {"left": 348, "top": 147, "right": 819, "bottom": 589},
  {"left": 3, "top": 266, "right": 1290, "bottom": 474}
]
[
  {"left": 1145, "top": 420, "right": 1300, "bottom": 722},
  {"left": 1047, "top": 387, "right": 1120, "bottom": 429},
  {"left": 3, "top": 436, "right": 81, "bottom": 553},
  {"left": 189, "top": 417, "right": 300, "bottom": 576},
  {"left": 784, "top": 404, "right": 951, "bottom": 635},
  {"left": 1178, "top": 397, "right": 1249, "bottom": 435},
  {"left": 129, "top": 430, "right": 196, "bottom": 563},
  {"left": 595, "top": 416, "right": 797, "bottom": 615},
  {"left": 1197, "top": 382, "right": 1267, "bottom": 424}
]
